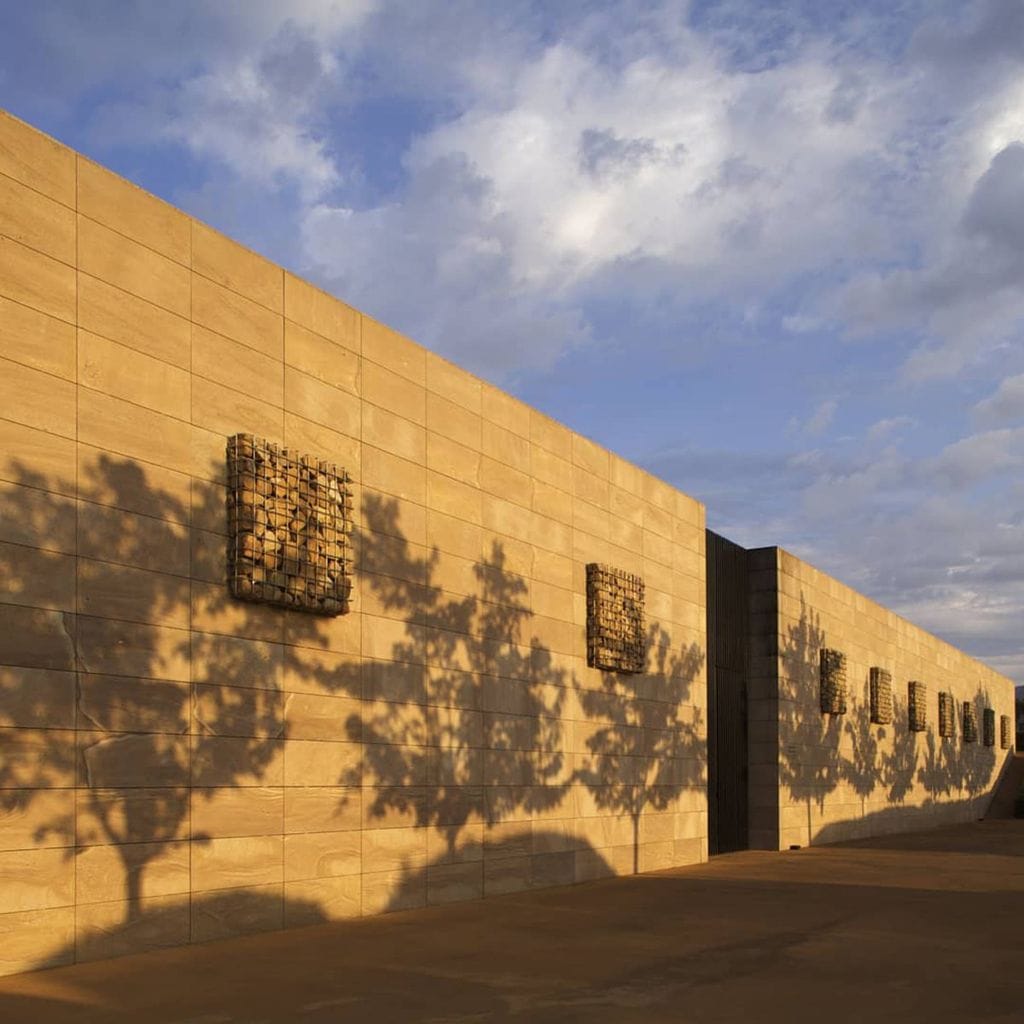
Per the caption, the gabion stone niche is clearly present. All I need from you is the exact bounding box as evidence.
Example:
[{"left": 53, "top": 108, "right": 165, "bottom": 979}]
[
  {"left": 227, "top": 433, "right": 352, "bottom": 615},
  {"left": 586, "top": 563, "right": 645, "bottom": 674},
  {"left": 983, "top": 708, "right": 996, "bottom": 747},
  {"left": 869, "top": 667, "right": 892, "bottom": 724},
  {"left": 908, "top": 680, "right": 927, "bottom": 732},
  {"left": 819, "top": 649, "right": 847, "bottom": 715},
  {"left": 1001, "top": 715, "right": 1012, "bottom": 750},
  {"left": 938, "top": 692, "right": 955, "bottom": 739},
  {"left": 962, "top": 701, "right": 978, "bottom": 744}
]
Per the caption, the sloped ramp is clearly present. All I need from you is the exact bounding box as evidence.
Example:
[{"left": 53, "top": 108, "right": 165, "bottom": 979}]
[{"left": 985, "top": 752, "right": 1024, "bottom": 819}]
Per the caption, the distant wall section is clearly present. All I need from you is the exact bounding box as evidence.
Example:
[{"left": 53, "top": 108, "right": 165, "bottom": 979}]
[{"left": 768, "top": 548, "right": 1016, "bottom": 848}]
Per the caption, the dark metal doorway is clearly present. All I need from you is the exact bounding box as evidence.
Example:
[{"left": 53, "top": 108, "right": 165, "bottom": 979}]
[{"left": 706, "top": 531, "right": 749, "bottom": 854}]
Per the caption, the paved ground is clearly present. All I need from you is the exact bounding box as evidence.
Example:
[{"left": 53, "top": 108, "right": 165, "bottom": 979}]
[{"left": 1, "top": 819, "right": 1022, "bottom": 1023}]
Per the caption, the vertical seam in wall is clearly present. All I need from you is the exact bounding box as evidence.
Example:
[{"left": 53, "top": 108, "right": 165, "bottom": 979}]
[
  {"left": 356, "top": 308, "right": 364, "bottom": 911},
  {"left": 280, "top": 268, "right": 285, "bottom": 911},
  {"left": 72, "top": 152, "right": 80, "bottom": 962},
  {"left": 187, "top": 217, "right": 194, "bottom": 942},
  {"left": 279, "top": 270, "right": 287, "bottom": 915}
]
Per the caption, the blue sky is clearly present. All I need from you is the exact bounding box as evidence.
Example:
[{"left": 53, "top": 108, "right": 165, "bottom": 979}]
[{"left": 2, "top": 0, "right": 1022, "bottom": 685}]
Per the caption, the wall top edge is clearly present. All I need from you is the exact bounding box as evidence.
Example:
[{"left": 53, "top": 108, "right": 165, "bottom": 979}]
[
  {"left": 772, "top": 545, "right": 1015, "bottom": 694},
  {"left": 708, "top": 532, "right": 1013, "bottom": 694},
  {"left": 0, "top": 104, "right": 706, "bottom": 518}
]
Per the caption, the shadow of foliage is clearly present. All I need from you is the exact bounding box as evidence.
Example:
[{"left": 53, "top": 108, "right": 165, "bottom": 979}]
[
  {"left": 777, "top": 593, "right": 1002, "bottom": 846},
  {"left": 572, "top": 626, "right": 705, "bottom": 873},
  {"left": 1, "top": 450, "right": 708, "bottom": 973},
  {"left": 0, "top": 455, "right": 308, "bottom": 923}
]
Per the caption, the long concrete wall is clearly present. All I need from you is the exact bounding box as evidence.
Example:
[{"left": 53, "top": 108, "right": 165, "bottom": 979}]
[
  {"left": 1, "top": 106, "right": 1018, "bottom": 979},
  {"left": 0, "top": 110, "right": 708, "bottom": 975},
  {"left": 752, "top": 547, "right": 1016, "bottom": 850}
]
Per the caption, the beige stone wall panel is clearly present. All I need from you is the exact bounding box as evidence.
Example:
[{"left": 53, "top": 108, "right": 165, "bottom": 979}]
[
  {"left": 0, "top": 112, "right": 75, "bottom": 205},
  {"left": 0, "top": 171, "right": 75, "bottom": 265},
  {"left": 427, "top": 353, "right": 481, "bottom": 413},
  {"left": 79, "top": 215, "right": 189, "bottom": 317},
  {"left": 0, "top": 235, "right": 75, "bottom": 324},
  {"left": 79, "top": 274, "right": 191, "bottom": 369},
  {"left": 1, "top": 295, "right": 75, "bottom": 380},
  {"left": 284, "top": 273, "right": 359, "bottom": 351},
  {"left": 0, "top": 420, "right": 76, "bottom": 493},
  {"left": 284, "top": 319, "right": 359, "bottom": 394},
  {"left": 0, "top": 111, "right": 712, "bottom": 975},
  {"left": 0, "top": 358, "right": 76, "bottom": 439},
  {"left": 769, "top": 547, "right": 1016, "bottom": 849},
  {"left": 78, "top": 158, "right": 189, "bottom": 264}
]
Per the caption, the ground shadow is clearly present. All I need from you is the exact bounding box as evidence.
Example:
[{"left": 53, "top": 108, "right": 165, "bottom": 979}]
[
  {"left": 37, "top": 888, "right": 331, "bottom": 973},
  {"left": 383, "top": 831, "right": 616, "bottom": 912}
]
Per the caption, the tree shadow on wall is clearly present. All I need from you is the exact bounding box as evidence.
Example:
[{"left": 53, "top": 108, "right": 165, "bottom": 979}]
[
  {"left": 915, "top": 689, "right": 999, "bottom": 801},
  {"left": 326, "top": 493, "right": 708, "bottom": 905},
  {"left": 0, "top": 453, "right": 331, "bottom": 963},
  {"left": 573, "top": 627, "right": 705, "bottom": 874},
  {"left": 778, "top": 594, "right": 1002, "bottom": 847},
  {"left": 335, "top": 493, "right": 571, "bottom": 869},
  {"left": 776, "top": 597, "right": 841, "bottom": 844},
  {"left": 0, "top": 451, "right": 708, "bottom": 968},
  {"left": 318, "top": 493, "right": 580, "bottom": 909}
]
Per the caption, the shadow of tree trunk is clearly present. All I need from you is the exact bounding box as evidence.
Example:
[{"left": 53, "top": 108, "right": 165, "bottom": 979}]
[{"left": 573, "top": 625, "right": 705, "bottom": 874}]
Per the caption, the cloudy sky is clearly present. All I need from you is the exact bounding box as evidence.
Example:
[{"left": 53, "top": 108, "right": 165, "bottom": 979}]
[{"left": 3, "top": 0, "right": 1022, "bottom": 685}]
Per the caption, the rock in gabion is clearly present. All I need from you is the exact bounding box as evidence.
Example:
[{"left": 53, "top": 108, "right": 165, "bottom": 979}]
[
  {"left": 586, "top": 563, "right": 645, "bottom": 674},
  {"left": 908, "top": 680, "right": 927, "bottom": 732},
  {"left": 870, "top": 667, "right": 892, "bottom": 724},
  {"left": 983, "top": 707, "right": 996, "bottom": 747},
  {"left": 226, "top": 433, "right": 352, "bottom": 615},
  {"left": 819, "top": 649, "right": 847, "bottom": 715},
  {"left": 962, "top": 701, "right": 978, "bottom": 743},
  {"left": 938, "top": 692, "right": 955, "bottom": 738}
]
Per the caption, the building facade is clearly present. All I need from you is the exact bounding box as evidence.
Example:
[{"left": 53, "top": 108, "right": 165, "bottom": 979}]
[
  {"left": 0, "top": 109, "right": 1015, "bottom": 976},
  {"left": 705, "top": 537, "right": 1015, "bottom": 853}
]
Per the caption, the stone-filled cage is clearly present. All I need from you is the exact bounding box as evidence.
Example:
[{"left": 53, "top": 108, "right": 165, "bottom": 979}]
[
  {"left": 819, "top": 648, "right": 847, "bottom": 715},
  {"left": 963, "top": 702, "right": 979, "bottom": 743},
  {"left": 870, "top": 667, "right": 893, "bottom": 725},
  {"left": 226, "top": 433, "right": 352, "bottom": 614},
  {"left": 585, "top": 563, "right": 646, "bottom": 674},
  {"left": 908, "top": 681, "right": 927, "bottom": 732}
]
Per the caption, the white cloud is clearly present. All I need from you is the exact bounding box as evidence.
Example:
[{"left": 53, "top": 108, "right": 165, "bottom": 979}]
[
  {"left": 975, "top": 373, "right": 1024, "bottom": 425},
  {"left": 296, "top": 20, "right": 914, "bottom": 373},
  {"left": 805, "top": 399, "right": 838, "bottom": 437},
  {"left": 866, "top": 415, "right": 915, "bottom": 442},
  {"left": 19, "top": 0, "right": 1022, "bottom": 681},
  {"left": 786, "top": 399, "right": 839, "bottom": 440},
  {"left": 166, "top": 58, "right": 340, "bottom": 202},
  {"left": 928, "top": 426, "right": 1024, "bottom": 487},
  {"left": 74, "top": 2, "right": 375, "bottom": 203}
]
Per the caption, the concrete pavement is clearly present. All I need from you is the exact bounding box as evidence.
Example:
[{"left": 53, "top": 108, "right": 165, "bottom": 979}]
[{"left": 1, "top": 819, "right": 1022, "bottom": 1023}]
